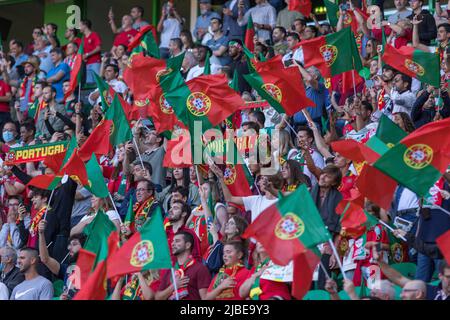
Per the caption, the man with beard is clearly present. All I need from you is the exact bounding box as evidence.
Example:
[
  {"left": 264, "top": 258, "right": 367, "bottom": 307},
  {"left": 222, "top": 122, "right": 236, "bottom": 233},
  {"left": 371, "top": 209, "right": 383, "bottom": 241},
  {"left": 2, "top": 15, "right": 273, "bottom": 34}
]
[
  {"left": 17, "top": 56, "right": 43, "bottom": 113},
  {"left": 156, "top": 231, "right": 211, "bottom": 300},
  {"left": 37, "top": 220, "right": 86, "bottom": 300},
  {"left": 35, "top": 85, "right": 67, "bottom": 141},
  {"left": 228, "top": 40, "right": 251, "bottom": 94},
  {"left": 10, "top": 247, "right": 53, "bottom": 300},
  {"left": 186, "top": 45, "right": 209, "bottom": 81}
]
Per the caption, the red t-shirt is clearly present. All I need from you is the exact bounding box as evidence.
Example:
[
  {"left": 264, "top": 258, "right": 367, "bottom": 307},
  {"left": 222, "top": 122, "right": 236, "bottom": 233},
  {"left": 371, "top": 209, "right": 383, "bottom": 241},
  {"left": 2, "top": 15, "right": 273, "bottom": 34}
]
[
  {"left": 207, "top": 267, "right": 252, "bottom": 300},
  {"left": 113, "top": 29, "right": 139, "bottom": 47},
  {"left": 61, "top": 37, "right": 83, "bottom": 54},
  {"left": 244, "top": 266, "right": 292, "bottom": 300},
  {"left": 372, "top": 27, "right": 412, "bottom": 49},
  {"left": 0, "top": 80, "right": 11, "bottom": 113},
  {"left": 82, "top": 32, "right": 102, "bottom": 65},
  {"left": 158, "top": 262, "right": 212, "bottom": 300}
]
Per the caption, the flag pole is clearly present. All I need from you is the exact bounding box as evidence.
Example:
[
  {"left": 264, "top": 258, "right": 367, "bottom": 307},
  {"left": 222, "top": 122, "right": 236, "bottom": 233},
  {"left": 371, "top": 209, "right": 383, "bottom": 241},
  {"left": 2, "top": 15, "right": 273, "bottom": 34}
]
[
  {"left": 60, "top": 252, "right": 70, "bottom": 264},
  {"left": 46, "top": 241, "right": 53, "bottom": 248},
  {"left": 327, "top": 239, "right": 347, "bottom": 280},
  {"left": 378, "top": 219, "right": 408, "bottom": 241},
  {"left": 43, "top": 189, "right": 56, "bottom": 221},
  {"left": 282, "top": 117, "right": 298, "bottom": 136},
  {"left": 170, "top": 268, "right": 180, "bottom": 300},
  {"left": 319, "top": 261, "right": 331, "bottom": 279},
  {"left": 108, "top": 192, "right": 120, "bottom": 216},
  {"left": 351, "top": 70, "right": 357, "bottom": 98},
  {"left": 133, "top": 137, "right": 146, "bottom": 170}
]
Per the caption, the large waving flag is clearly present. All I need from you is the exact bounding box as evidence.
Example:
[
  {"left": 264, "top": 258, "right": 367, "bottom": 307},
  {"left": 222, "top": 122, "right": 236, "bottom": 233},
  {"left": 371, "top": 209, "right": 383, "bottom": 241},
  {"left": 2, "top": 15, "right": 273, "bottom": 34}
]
[
  {"left": 78, "top": 119, "right": 112, "bottom": 162},
  {"left": 382, "top": 44, "right": 440, "bottom": 87},
  {"left": 243, "top": 55, "right": 315, "bottom": 115},
  {"left": 294, "top": 27, "right": 362, "bottom": 79},
  {"left": 243, "top": 184, "right": 331, "bottom": 266},
  {"left": 107, "top": 207, "right": 171, "bottom": 279},
  {"left": 104, "top": 94, "right": 133, "bottom": 147},
  {"left": 85, "top": 154, "right": 109, "bottom": 198},
  {"left": 373, "top": 117, "right": 450, "bottom": 197},
  {"left": 127, "top": 25, "right": 159, "bottom": 57}
]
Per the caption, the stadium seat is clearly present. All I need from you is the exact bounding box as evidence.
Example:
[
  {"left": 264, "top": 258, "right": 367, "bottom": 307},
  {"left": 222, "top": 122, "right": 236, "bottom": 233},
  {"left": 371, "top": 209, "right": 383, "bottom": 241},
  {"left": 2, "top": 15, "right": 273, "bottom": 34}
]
[
  {"left": 303, "top": 290, "right": 330, "bottom": 300},
  {"left": 391, "top": 263, "right": 417, "bottom": 278}
]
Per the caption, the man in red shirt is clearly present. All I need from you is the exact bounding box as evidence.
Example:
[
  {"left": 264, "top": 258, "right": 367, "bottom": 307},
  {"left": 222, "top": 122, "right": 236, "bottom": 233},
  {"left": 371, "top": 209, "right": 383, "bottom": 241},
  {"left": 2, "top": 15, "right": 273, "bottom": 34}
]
[
  {"left": 0, "top": 60, "right": 12, "bottom": 126},
  {"left": 156, "top": 231, "right": 211, "bottom": 300},
  {"left": 80, "top": 19, "right": 102, "bottom": 84},
  {"left": 111, "top": 15, "right": 138, "bottom": 56}
]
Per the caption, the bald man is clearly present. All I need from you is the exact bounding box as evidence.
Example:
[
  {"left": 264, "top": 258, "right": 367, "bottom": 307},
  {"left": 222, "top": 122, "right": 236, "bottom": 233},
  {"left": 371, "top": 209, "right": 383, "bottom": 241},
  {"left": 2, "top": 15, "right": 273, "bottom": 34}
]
[{"left": 400, "top": 280, "right": 427, "bottom": 300}]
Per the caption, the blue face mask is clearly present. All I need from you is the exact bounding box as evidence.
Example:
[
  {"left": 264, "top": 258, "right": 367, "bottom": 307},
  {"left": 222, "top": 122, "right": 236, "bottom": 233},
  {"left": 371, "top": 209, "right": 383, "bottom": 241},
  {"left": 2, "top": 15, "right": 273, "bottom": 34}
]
[{"left": 2, "top": 131, "right": 14, "bottom": 143}]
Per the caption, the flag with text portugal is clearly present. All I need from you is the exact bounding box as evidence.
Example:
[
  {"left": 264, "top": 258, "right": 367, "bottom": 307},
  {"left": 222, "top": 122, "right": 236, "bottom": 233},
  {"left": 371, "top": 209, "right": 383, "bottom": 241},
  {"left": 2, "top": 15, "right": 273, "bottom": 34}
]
[
  {"left": 243, "top": 55, "right": 315, "bottom": 116},
  {"left": 107, "top": 207, "right": 171, "bottom": 278},
  {"left": 242, "top": 184, "right": 331, "bottom": 266},
  {"left": 159, "top": 72, "right": 245, "bottom": 131},
  {"left": 294, "top": 27, "right": 362, "bottom": 78},
  {"left": 382, "top": 44, "right": 440, "bottom": 87},
  {"left": 374, "top": 117, "right": 450, "bottom": 197}
]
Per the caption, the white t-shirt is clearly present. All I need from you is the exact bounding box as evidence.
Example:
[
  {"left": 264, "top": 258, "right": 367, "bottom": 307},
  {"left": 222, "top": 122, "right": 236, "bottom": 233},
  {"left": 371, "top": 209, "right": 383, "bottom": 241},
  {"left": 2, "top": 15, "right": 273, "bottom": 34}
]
[
  {"left": 88, "top": 79, "right": 128, "bottom": 106},
  {"left": 397, "top": 188, "right": 419, "bottom": 211},
  {"left": 0, "top": 282, "right": 9, "bottom": 300},
  {"left": 186, "top": 64, "right": 205, "bottom": 81},
  {"left": 242, "top": 195, "right": 278, "bottom": 222},
  {"left": 160, "top": 18, "right": 182, "bottom": 48},
  {"left": 80, "top": 210, "right": 122, "bottom": 224}
]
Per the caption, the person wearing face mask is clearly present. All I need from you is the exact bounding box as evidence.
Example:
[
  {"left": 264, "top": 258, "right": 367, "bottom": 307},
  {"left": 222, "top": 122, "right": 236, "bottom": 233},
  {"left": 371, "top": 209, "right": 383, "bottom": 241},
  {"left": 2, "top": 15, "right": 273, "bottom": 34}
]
[
  {"left": 38, "top": 220, "right": 86, "bottom": 300},
  {"left": 0, "top": 246, "right": 25, "bottom": 296},
  {"left": 0, "top": 121, "right": 21, "bottom": 153}
]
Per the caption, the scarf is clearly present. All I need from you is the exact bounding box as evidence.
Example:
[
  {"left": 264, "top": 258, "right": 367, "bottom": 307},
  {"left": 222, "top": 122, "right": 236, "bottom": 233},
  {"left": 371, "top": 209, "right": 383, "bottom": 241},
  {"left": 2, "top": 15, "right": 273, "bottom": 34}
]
[
  {"left": 169, "top": 256, "right": 196, "bottom": 300},
  {"left": 378, "top": 87, "right": 386, "bottom": 111},
  {"left": 132, "top": 196, "right": 156, "bottom": 232},
  {"left": 212, "top": 263, "right": 244, "bottom": 299},
  {"left": 20, "top": 75, "right": 38, "bottom": 103},
  {"left": 122, "top": 274, "right": 143, "bottom": 300},
  {"left": 29, "top": 206, "right": 47, "bottom": 237},
  {"left": 249, "top": 258, "right": 270, "bottom": 300}
]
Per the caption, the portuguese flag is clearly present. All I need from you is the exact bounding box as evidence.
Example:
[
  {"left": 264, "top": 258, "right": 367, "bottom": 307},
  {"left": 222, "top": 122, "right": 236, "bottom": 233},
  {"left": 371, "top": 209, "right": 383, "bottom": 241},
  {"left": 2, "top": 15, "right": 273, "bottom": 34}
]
[
  {"left": 366, "top": 114, "right": 407, "bottom": 156},
  {"left": 107, "top": 207, "right": 171, "bottom": 279},
  {"left": 104, "top": 94, "right": 133, "bottom": 147},
  {"left": 355, "top": 164, "right": 397, "bottom": 211},
  {"left": 294, "top": 27, "right": 362, "bottom": 79},
  {"left": 123, "top": 52, "right": 184, "bottom": 132},
  {"left": 85, "top": 153, "right": 109, "bottom": 198},
  {"left": 127, "top": 25, "right": 159, "bottom": 58},
  {"left": 242, "top": 184, "right": 331, "bottom": 266},
  {"left": 64, "top": 39, "right": 84, "bottom": 102},
  {"left": 436, "top": 230, "right": 450, "bottom": 264},
  {"left": 78, "top": 119, "right": 112, "bottom": 162},
  {"left": 288, "top": 0, "right": 312, "bottom": 17},
  {"left": 244, "top": 15, "right": 255, "bottom": 53},
  {"left": 222, "top": 139, "right": 254, "bottom": 197},
  {"left": 93, "top": 73, "right": 115, "bottom": 110},
  {"left": 324, "top": 0, "right": 367, "bottom": 33},
  {"left": 74, "top": 231, "right": 119, "bottom": 300},
  {"left": 373, "top": 117, "right": 450, "bottom": 197},
  {"left": 331, "top": 139, "right": 380, "bottom": 165},
  {"left": 204, "top": 50, "right": 211, "bottom": 75},
  {"left": 338, "top": 201, "right": 379, "bottom": 238},
  {"left": 75, "top": 210, "right": 118, "bottom": 290},
  {"left": 243, "top": 55, "right": 315, "bottom": 116},
  {"left": 293, "top": 248, "right": 321, "bottom": 300},
  {"left": 159, "top": 72, "right": 245, "bottom": 131},
  {"left": 163, "top": 130, "right": 192, "bottom": 168},
  {"left": 382, "top": 44, "right": 440, "bottom": 87}
]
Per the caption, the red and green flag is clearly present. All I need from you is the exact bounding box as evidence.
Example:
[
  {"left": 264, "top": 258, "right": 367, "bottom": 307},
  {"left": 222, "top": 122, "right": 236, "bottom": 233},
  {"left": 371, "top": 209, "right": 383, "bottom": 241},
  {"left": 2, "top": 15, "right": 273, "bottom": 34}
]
[
  {"left": 163, "top": 131, "right": 192, "bottom": 168},
  {"left": 104, "top": 94, "right": 133, "bottom": 147},
  {"left": 294, "top": 27, "right": 363, "bottom": 79},
  {"left": 204, "top": 50, "right": 211, "bottom": 75},
  {"left": 78, "top": 119, "right": 113, "bottom": 162},
  {"left": 373, "top": 117, "right": 450, "bottom": 197},
  {"left": 324, "top": 0, "right": 367, "bottom": 33},
  {"left": 293, "top": 248, "right": 321, "bottom": 300},
  {"left": 338, "top": 201, "right": 379, "bottom": 239},
  {"left": 243, "top": 55, "right": 315, "bottom": 116},
  {"left": 93, "top": 73, "right": 115, "bottom": 110},
  {"left": 85, "top": 153, "right": 109, "bottom": 198},
  {"left": 366, "top": 114, "right": 407, "bottom": 156},
  {"left": 74, "top": 231, "right": 119, "bottom": 300},
  {"left": 242, "top": 184, "right": 331, "bottom": 266},
  {"left": 123, "top": 197, "right": 135, "bottom": 232},
  {"left": 436, "top": 230, "right": 450, "bottom": 264},
  {"left": 288, "top": 0, "right": 312, "bottom": 17},
  {"left": 382, "top": 44, "right": 440, "bottom": 87},
  {"left": 331, "top": 139, "right": 381, "bottom": 165},
  {"left": 64, "top": 39, "right": 84, "bottom": 102},
  {"left": 159, "top": 72, "right": 245, "bottom": 131},
  {"left": 244, "top": 15, "right": 255, "bottom": 53},
  {"left": 356, "top": 164, "right": 397, "bottom": 211},
  {"left": 127, "top": 25, "right": 159, "bottom": 58},
  {"left": 123, "top": 52, "right": 185, "bottom": 133},
  {"left": 107, "top": 207, "right": 171, "bottom": 279}
]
